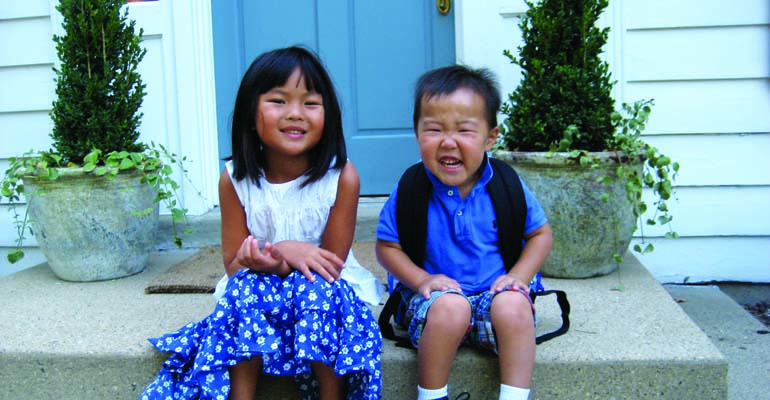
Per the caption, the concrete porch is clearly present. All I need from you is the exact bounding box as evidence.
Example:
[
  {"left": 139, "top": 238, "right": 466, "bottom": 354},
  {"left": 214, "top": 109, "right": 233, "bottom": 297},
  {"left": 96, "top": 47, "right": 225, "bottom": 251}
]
[{"left": 0, "top": 200, "right": 760, "bottom": 399}]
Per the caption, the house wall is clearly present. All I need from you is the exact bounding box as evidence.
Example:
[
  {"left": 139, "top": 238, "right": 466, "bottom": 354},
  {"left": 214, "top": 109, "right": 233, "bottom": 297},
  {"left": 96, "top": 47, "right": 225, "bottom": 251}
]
[
  {"left": 2, "top": 0, "right": 768, "bottom": 283},
  {"left": 456, "top": 0, "right": 770, "bottom": 283},
  {"left": 0, "top": 0, "right": 219, "bottom": 275},
  {"left": 618, "top": 0, "right": 770, "bottom": 283}
]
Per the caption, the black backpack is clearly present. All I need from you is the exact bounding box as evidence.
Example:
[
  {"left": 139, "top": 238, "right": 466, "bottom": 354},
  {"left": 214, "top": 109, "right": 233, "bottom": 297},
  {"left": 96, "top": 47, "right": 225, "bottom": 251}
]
[{"left": 378, "top": 158, "right": 570, "bottom": 345}]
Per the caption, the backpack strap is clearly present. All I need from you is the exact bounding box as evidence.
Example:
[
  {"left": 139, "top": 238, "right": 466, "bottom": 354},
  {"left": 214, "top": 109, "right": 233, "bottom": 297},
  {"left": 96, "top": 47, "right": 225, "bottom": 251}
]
[
  {"left": 487, "top": 158, "right": 526, "bottom": 272},
  {"left": 530, "top": 289, "right": 571, "bottom": 344},
  {"left": 380, "top": 162, "right": 430, "bottom": 343},
  {"left": 395, "top": 162, "right": 432, "bottom": 268},
  {"left": 379, "top": 287, "right": 404, "bottom": 342}
]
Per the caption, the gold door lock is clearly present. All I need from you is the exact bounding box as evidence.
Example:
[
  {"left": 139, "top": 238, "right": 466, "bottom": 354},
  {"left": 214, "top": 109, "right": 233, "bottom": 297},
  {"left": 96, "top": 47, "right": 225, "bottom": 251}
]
[{"left": 437, "top": 0, "right": 450, "bottom": 15}]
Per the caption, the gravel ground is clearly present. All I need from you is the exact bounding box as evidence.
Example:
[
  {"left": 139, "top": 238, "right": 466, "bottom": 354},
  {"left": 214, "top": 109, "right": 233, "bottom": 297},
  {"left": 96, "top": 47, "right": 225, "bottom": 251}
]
[{"left": 744, "top": 301, "right": 770, "bottom": 330}]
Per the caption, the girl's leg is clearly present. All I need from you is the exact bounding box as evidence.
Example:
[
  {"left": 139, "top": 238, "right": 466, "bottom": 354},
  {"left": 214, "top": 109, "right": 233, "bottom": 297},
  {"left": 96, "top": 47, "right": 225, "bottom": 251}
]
[
  {"left": 311, "top": 361, "right": 346, "bottom": 400},
  {"left": 490, "top": 291, "right": 535, "bottom": 388},
  {"left": 228, "top": 356, "right": 263, "bottom": 400},
  {"left": 417, "top": 293, "right": 472, "bottom": 389}
]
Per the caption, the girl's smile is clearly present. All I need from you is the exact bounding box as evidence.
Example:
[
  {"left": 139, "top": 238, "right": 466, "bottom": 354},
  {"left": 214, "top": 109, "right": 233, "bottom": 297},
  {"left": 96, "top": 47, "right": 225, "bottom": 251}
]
[{"left": 255, "top": 67, "right": 325, "bottom": 171}]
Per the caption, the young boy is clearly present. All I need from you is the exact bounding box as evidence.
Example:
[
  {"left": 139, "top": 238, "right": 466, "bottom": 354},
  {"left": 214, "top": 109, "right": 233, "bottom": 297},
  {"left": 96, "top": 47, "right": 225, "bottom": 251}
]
[{"left": 375, "top": 65, "right": 553, "bottom": 400}]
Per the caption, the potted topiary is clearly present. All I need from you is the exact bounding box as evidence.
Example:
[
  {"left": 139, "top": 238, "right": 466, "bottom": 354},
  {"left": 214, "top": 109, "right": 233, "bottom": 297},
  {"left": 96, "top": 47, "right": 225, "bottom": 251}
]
[
  {"left": 0, "top": 0, "right": 187, "bottom": 281},
  {"left": 493, "top": 0, "right": 679, "bottom": 280}
]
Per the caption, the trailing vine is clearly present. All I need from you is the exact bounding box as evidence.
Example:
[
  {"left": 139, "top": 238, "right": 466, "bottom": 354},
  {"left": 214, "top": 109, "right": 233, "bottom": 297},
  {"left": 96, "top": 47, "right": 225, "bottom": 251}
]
[
  {"left": 549, "top": 100, "right": 680, "bottom": 271},
  {"left": 1, "top": 142, "right": 191, "bottom": 264},
  {"left": 497, "top": 0, "right": 681, "bottom": 283}
]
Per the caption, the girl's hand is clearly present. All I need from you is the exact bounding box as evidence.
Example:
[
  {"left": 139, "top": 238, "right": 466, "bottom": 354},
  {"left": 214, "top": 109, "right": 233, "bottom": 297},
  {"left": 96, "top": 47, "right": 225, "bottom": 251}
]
[
  {"left": 273, "top": 241, "right": 345, "bottom": 283},
  {"left": 490, "top": 272, "right": 530, "bottom": 294},
  {"left": 416, "top": 274, "right": 462, "bottom": 299},
  {"left": 236, "top": 236, "right": 283, "bottom": 272}
]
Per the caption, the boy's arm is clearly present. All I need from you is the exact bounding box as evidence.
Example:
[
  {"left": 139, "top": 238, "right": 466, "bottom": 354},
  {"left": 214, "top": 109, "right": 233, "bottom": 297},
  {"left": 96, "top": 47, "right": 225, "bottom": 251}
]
[
  {"left": 490, "top": 222, "right": 553, "bottom": 293},
  {"left": 376, "top": 239, "right": 462, "bottom": 298}
]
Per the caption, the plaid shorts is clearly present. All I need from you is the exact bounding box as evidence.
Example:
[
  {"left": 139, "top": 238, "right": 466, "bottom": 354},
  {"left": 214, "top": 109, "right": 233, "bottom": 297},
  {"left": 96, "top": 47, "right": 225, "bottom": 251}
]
[{"left": 394, "top": 286, "right": 535, "bottom": 354}]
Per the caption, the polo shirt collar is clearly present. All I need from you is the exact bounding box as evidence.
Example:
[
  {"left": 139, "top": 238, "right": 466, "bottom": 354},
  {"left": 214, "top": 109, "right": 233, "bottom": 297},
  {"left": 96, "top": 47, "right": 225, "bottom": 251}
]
[{"left": 424, "top": 154, "right": 494, "bottom": 196}]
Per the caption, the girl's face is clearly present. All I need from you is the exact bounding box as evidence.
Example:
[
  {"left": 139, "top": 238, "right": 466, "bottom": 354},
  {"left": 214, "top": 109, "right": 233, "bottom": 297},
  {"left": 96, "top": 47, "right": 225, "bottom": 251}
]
[{"left": 255, "top": 67, "right": 324, "bottom": 162}]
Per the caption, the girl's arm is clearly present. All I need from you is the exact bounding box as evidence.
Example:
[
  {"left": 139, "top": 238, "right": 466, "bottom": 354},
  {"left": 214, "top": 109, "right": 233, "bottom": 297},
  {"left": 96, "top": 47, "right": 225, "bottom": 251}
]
[
  {"left": 272, "top": 160, "right": 358, "bottom": 283},
  {"left": 219, "top": 170, "right": 288, "bottom": 277},
  {"left": 490, "top": 222, "right": 553, "bottom": 293},
  {"left": 320, "top": 160, "right": 359, "bottom": 261}
]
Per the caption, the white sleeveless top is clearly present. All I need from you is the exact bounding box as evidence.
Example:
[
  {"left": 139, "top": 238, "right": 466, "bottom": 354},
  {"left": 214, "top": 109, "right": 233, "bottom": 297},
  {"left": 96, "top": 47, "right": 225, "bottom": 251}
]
[{"left": 213, "top": 161, "right": 383, "bottom": 306}]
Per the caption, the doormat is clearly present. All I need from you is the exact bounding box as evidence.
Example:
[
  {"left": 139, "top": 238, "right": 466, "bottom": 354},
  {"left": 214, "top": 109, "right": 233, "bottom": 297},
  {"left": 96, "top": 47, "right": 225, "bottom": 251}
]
[
  {"left": 144, "top": 242, "right": 385, "bottom": 294},
  {"left": 145, "top": 246, "right": 222, "bottom": 294}
]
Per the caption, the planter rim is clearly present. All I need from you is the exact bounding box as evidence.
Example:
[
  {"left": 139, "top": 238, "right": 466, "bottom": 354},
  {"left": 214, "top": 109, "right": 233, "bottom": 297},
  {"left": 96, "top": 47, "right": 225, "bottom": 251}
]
[
  {"left": 20, "top": 166, "right": 144, "bottom": 180},
  {"left": 492, "top": 149, "right": 643, "bottom": 166}
]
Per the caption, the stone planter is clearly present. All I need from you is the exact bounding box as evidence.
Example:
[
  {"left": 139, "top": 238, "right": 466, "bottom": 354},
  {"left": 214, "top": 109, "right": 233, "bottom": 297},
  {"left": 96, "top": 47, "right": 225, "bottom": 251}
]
[
  {"left": 22, "top": 168, "right": 158, "bottom": 281},
  {"left": 493, "top": 150, "right": 639, "bottom": 278}
]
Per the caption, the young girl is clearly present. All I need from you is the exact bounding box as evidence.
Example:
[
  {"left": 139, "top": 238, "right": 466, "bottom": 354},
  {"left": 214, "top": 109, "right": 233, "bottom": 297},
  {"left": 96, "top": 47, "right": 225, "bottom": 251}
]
[{"left": 141, "top": 46, "right": 383, "bottom": 400}]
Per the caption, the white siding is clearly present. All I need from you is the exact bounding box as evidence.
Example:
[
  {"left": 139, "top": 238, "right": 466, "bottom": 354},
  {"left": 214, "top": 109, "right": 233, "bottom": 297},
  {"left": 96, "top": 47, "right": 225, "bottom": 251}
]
[
  {"left": 620, "top": 0, "right": 770, "bottom": 283},
  {"left": 625, "top": 80, "right": 770, "bottom": 135},
  {"left": 0, "top": 2, "right": 55, "bottom": 274},
  {"left": 457, "top": 0, "right": 770, "bottom": 283},
  {"left": 0, "top": 0, "right": 219, "bottom": 275}
]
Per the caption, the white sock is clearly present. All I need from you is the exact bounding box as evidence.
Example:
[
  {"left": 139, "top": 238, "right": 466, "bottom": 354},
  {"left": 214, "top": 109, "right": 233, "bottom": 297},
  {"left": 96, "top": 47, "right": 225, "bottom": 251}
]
[
  {"left": 418, "top": 385, "right": 448, "bottom": 400},
  {"left": 500, "top": 383, "right": 531, "bottom": 400}
]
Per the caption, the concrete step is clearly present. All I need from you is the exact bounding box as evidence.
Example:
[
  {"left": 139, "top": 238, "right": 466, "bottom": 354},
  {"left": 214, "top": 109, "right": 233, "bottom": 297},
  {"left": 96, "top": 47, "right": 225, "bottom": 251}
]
[{"left": 0, "top": 204, "right": 729, "bottom": 399}]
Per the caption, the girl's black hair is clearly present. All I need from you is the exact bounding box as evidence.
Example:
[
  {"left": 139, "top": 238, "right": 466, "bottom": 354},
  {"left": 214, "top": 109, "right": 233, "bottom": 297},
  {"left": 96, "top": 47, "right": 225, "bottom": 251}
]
[
  {"left": 413, "top": 65, "right": 501, "bottom": 131},
  {"left": 227, "top": 46, "right": 346, "bottom": 186}
]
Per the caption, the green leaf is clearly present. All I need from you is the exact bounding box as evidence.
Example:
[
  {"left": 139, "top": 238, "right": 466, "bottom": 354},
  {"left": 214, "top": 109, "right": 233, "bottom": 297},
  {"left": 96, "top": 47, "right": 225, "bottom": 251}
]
[
  {"left": 46, "top": 168, "right": 59, "bottom": 180},
  {"left": 7, "top": 249, "right": 24, "bottom": 263},
  {"left": 119, "top": 158, "right": 135, "bottom": 170},
  {"left": 664, "top": 232, "right": 680, "bottom": 239},
  {"left": 84, "top": 150, "right": 101, "bottom": 164},
  {"left": 612, "top": 253, "right": 624, "bottom": 265},
  {"left": 94, "top": 166, "right": 108, "bottom": 176},
  {"left": 171, "top": 208, "right": 187, "bottom": 222}
]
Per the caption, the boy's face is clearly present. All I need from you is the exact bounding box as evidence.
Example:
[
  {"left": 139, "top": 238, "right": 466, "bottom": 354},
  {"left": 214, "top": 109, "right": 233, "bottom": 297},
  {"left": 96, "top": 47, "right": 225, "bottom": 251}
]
[{"left": 416, "top": 88, "right": 498, "bottom": 198}]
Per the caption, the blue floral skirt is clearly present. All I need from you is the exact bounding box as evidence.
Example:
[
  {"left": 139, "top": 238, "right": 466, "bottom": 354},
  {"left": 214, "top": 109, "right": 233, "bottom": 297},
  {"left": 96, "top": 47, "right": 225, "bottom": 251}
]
[{"left": 140, "top": 269, "right": 382, "bottom": 400}]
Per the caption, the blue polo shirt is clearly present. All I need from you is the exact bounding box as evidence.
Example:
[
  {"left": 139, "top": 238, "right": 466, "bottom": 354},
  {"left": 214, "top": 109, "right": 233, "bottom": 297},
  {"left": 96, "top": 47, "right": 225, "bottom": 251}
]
[{"left": 376, "top": 157, "right": 548, "bottom": 293}]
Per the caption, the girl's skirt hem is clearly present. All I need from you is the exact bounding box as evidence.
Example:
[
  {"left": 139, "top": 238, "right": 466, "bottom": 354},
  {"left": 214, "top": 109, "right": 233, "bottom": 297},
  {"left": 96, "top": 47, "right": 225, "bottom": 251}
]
[{"left": 139, "top": 269, "right": 382, "bottom": 400}]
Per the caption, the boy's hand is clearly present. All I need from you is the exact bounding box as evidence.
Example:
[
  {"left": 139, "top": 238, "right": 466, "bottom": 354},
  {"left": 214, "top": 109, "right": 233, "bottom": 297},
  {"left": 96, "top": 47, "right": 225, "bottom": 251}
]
[
  {"left": 273, "top": 240, "right": 345, "bottom": 283},
  {"left": 416, "top": 274, "right": 462, "bottom": 299},
  {"left": 490, "top": 272, "right": 530, "bottom": 294}
]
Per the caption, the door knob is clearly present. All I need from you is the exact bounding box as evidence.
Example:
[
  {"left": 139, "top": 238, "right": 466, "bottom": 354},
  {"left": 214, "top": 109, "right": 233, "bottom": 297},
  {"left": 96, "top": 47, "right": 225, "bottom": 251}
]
[{"left": 437, "top": 0, "right": 450, "bottom": 15}]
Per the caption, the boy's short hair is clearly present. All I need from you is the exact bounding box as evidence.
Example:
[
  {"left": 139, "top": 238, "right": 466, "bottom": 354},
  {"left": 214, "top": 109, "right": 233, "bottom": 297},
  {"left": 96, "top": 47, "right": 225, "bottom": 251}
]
[{"left": 412, "top": 65, "right": 501, "bottom": 130}]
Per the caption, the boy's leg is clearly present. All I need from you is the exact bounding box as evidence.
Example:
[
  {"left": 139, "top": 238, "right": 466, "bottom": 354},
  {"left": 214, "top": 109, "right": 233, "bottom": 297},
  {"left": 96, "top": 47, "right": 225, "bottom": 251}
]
[
  {"left": 417, "top": 293, "right": 472, "bottom": 389},
  {"left": 490, "top": 290, "right": 536, "bottom": 389}
]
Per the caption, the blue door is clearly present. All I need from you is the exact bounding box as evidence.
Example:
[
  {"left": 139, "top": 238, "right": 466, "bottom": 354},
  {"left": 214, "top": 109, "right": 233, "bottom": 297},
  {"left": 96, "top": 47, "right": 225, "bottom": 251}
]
[{"left": 211, "top": 1, "right": 455, "bottom": 195}]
